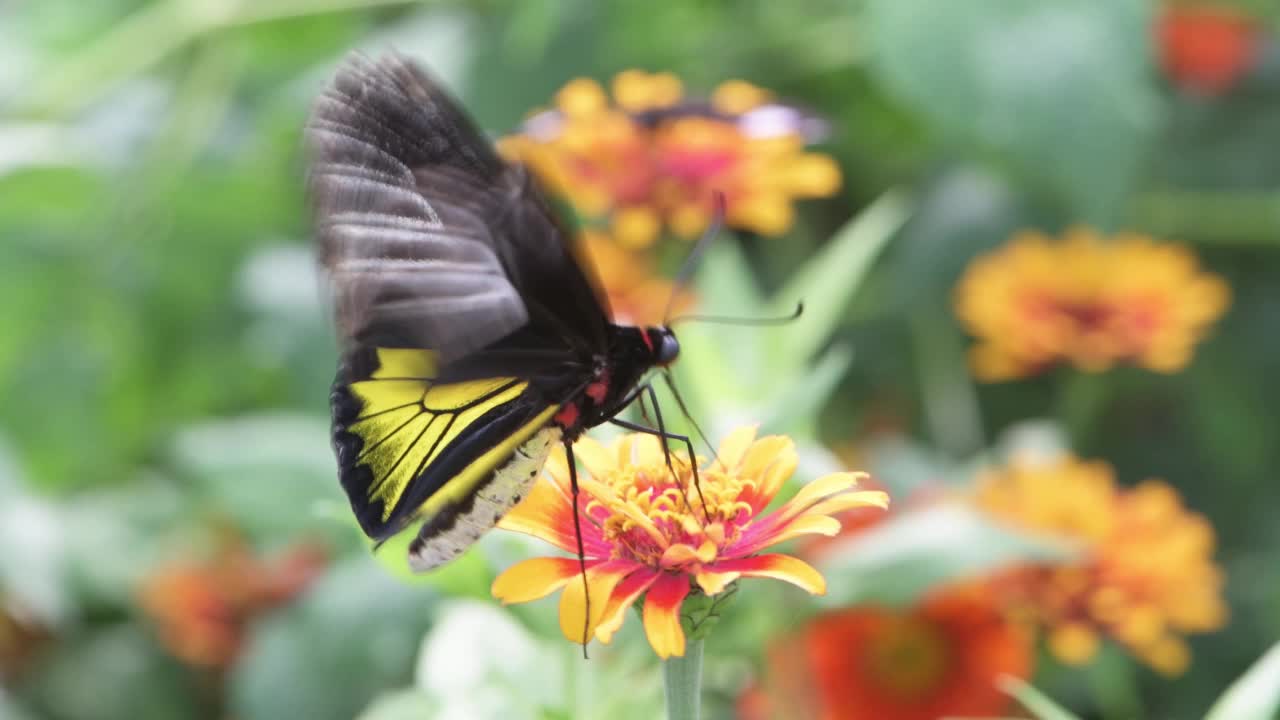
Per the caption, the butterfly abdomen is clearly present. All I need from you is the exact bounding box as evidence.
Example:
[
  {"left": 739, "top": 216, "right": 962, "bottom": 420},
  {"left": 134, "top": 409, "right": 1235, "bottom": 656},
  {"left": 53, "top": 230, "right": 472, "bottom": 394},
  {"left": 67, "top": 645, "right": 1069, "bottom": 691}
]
[{"left": 406, "top": 425, "right": 561, "bottom": 570}]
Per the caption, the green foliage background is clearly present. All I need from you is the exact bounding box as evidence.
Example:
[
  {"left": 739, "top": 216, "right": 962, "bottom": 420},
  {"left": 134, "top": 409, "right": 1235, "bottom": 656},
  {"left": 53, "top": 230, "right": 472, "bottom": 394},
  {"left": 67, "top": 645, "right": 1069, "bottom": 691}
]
[{"left": 3, "top": 1, "right": 1280, "bottom": 718}]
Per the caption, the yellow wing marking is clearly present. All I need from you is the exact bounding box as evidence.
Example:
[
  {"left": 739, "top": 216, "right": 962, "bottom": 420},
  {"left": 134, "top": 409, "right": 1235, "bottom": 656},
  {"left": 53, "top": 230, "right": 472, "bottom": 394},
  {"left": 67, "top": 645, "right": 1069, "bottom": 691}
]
[
  {"left": 344, "top": 348, "right": 532, "bottom": 522},
  {"left": 414, "top": 404, "right": 558, "bottom": 523}
]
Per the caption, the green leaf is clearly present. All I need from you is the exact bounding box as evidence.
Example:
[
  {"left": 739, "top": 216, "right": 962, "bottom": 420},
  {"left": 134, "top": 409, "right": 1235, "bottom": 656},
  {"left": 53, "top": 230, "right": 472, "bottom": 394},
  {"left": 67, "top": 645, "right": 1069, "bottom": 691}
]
[
  {"left": 816, "top": 504, "right": 1077, "bottom": 607},
  {"left": 768, "top": 190, "right": 911, "bottom": 366},
  {"left": 1000, "top": 675, "right": 1084, "bottom": 720},
  {"left": 864, "top": 0, "right": 1161, "bottom": 223},
  {"left": 1205, "top": 640, "right": 1280, "bottom": 720},
  {"left": 229, "top": 558, "right": 437, "bottom": 720}
]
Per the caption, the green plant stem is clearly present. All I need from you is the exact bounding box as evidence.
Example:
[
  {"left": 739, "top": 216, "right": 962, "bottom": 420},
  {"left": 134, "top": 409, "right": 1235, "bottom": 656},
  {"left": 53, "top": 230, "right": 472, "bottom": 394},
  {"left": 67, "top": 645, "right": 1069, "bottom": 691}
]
[{"left": 662, "top": 639, "right": 704, "bottom": 720}]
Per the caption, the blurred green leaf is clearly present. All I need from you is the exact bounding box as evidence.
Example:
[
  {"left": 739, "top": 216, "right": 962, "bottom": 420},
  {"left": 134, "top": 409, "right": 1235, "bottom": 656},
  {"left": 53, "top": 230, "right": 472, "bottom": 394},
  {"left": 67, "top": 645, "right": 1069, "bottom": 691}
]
[
  {"left": 1000, "top": 675, "right": 1084, "bottom": 720},
  {"left": 865, "top": 0, "right": 1161, "bottom": 222},
  {"left": 816, "top": 504, "right": 1076, "bottom": 607},
  {"left": 1206, "top": 640, "right": 1280, "bottom": 720},
  {"left": 21, "top": 624, "right": 197, "bottom": 720},
  {"left": 229, "top": 557, "right": 437, "bottom": 720},
  {"left": 768, "top": 190, "right": 911, "bottom": 366}
]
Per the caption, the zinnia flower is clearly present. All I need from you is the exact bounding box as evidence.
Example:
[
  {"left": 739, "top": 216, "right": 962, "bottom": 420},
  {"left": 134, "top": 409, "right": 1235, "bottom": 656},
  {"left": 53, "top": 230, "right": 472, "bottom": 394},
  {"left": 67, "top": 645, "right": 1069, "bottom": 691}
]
[
  {"left": 954, "top": 228, "right": 1230, "bottom": 381},
  {"left": 748, "top": 586, "right": 1033, "bottom": 720},
  {"left": 1157, "top": 4, "right": 1260, "bottom": 95},
  {"left": 975, "top": 454, "right": 1227, "bottom": 675},
  {"left": 139, "top": 539, "right": 327, "bottom": 668},
  {"left": 499, "top": 70, "right": 840, "bottom": 248},
  {"left": 490, "top": 427, "right": 888, "bottom": 659}
]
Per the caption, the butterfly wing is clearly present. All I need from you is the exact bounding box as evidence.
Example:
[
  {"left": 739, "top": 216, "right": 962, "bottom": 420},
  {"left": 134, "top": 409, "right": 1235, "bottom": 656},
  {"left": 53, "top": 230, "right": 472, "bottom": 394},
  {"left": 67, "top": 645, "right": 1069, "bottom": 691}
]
[
  {"left": 331, "top": 346, "right": 560, "bottom": 544},
  {"left": 307, "top": 53, "right": 609, "bottom": 363},
  {"left": 307, "top": 54, "right": 611, "bottom": 567}
]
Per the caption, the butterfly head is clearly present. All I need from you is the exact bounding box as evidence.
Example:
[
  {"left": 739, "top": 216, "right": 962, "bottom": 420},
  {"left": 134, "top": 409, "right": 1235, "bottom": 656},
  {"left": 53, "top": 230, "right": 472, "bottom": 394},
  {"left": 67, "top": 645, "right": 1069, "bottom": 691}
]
[{"left": 645, "top": 327, "right": 680, "bottom": 366}]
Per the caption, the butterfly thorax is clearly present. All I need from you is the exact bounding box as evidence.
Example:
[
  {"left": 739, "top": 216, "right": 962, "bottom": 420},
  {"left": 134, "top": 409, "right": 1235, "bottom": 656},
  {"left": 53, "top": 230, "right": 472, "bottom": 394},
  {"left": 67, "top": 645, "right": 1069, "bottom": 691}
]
[{"left": 551, "top": 325, "right": 677, "bottom": 435}]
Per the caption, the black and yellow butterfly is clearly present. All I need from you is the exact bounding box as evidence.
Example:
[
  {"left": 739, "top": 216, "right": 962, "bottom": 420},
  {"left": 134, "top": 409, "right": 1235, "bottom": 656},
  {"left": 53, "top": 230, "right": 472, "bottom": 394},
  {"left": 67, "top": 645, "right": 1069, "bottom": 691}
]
[{"left": 306, "top": 54, "right": 682, "bottom": 571}]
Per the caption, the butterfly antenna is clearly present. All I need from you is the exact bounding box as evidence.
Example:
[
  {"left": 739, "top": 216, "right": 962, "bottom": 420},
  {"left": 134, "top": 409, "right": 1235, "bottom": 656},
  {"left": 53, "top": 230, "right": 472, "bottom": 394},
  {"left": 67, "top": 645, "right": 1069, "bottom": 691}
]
[
  {"left": 662, "top": 192, "right": 726, "bottom": 324},
  {"left": 669, "top": 301, "right": 804, "bottom": 327}
]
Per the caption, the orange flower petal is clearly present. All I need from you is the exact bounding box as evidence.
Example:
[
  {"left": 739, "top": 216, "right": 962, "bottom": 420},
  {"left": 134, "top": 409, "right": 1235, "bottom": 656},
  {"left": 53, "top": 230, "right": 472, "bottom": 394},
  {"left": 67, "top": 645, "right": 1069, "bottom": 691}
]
[
  {"left": 491, "top": 557, "right": 583, "bottom": 604},
  {"left": 497, "top": 477, "right": 580, "bottom": 554},
  {"left": 712, "top": 555, "right": 825, "bottom": 595},
  {"left": 643, "top": 574, "right": 691, "bottom": 659}
]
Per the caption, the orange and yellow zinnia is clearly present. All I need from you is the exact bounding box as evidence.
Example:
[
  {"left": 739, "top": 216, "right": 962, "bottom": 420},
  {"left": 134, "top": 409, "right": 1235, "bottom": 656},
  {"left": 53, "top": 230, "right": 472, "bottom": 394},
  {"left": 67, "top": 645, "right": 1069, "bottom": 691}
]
[
  {"left": 955, "top": 228, "right": 1230, "bottom": 380},
  {"left": 976, "top": 454, "right": 1228, "bottom": 675},
  {"left": 499, "top": 70, "right": 841, "bottom": 248},
  {"left": 490, "top": 427, "right": 888, "bottom": 659}
]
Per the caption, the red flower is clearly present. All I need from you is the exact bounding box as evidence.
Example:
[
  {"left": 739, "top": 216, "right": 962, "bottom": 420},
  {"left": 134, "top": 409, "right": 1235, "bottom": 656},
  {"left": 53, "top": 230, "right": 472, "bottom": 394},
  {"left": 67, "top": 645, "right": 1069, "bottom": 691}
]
[
  {"left": 750, "top": 587, "right": 1033, "bottom": 720},
  {"left": 1157, "top": 5, "right": 1261, "bottom": 94},
  {"left": 139, "top": 540, "right": 327, "bottom": 668}
]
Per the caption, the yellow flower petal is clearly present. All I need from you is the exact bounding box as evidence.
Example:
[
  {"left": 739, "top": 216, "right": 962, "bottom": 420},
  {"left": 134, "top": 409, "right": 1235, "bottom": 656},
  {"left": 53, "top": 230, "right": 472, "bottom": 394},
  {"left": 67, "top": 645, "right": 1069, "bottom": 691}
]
[
  {"left": 713, "top": 425, "right": 759, "bottom": 472},
  {"left": 775, "top": 472, "right": 866, "bottom": 522},
  {"left": 806, "top": 489, "right": 891, "bottom": 519},
  {"left": 612, "top": 206, "right": 661, "bottom": 249},
  {"left": 1049, "top": 623, "right": 1100, "bottom": 665},
  {"left": 556, "top": 78, "right": 608, "bottom": 117},
  {"left": 558, "top": 562, "right": 631, "bottom": 644},
  {"left": 696, "top": 570, "right": 739, "bottom": 595},
  {"left": 714, "top": 555, "right": 826, "bottom": 595},
  {"left": 783, "top": 154, "right": 841, "bottom": 197},
  {"left": 572, "top": 435, "right": 616, "bottom": 481},
  {"left": 712, "top": 79, "right": 772, "bottom": 115},
  {"left": 758, "top": 514, "right": 841, "bottom": 547},
  {"left": 491, "top": 557, "right": 582, "bottom": 604}
]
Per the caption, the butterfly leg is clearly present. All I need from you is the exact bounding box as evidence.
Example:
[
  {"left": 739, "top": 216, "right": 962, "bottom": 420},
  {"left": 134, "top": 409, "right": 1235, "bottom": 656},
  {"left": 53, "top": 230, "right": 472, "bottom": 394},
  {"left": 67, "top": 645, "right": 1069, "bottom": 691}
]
[
  {"left": 564, "top": 437, "right": 591, "bottom": 658},
  {"left": 609, "top": 383, "right": 709, "bottom": 522}
]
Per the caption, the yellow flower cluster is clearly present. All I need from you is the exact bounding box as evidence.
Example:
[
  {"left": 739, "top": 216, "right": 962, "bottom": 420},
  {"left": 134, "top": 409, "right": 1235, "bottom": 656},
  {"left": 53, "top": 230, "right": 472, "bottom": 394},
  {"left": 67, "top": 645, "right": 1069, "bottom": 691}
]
[
  {"left": 975, "top": 455, "right": 1227, "bottom": 675},
  {"left": 954, "top": 228, "right": 1230, "bottom": 380},
  {"left": 500, "top": 70, "right": 841, "bottom": 248}
]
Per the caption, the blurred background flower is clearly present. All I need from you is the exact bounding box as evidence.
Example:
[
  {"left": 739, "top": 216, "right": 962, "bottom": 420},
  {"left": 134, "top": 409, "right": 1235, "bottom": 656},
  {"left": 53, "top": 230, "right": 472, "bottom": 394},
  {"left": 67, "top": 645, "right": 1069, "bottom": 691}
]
[
  {"left": 139, "top": 535, "right": 327, "bottom": 670},
  {"left": 500, "top": 70, "right": 840, "bottom": 248},
  {"left": 744, "top": 585, "right": 1033, "bottom": 720},
  {"left": 954, "top": 228, "right": 1230, "bottom": 380},
  {"left": 975, "top": 454, "right": 1227, "bottom": 676}
]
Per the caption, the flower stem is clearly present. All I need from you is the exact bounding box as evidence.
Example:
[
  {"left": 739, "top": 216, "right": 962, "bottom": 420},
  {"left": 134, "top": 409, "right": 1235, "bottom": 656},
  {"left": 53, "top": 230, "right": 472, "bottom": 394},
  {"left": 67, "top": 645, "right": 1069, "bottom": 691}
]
[{"left": 662, "top": 639, "right": 704, "bottom": 720}]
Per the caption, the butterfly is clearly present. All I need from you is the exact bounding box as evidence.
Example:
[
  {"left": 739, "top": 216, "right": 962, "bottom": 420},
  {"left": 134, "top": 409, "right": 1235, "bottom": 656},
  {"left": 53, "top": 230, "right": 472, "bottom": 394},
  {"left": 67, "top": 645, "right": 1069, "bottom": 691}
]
[{"left": 305, "top": 53, "right": 687, "bottom": 572}]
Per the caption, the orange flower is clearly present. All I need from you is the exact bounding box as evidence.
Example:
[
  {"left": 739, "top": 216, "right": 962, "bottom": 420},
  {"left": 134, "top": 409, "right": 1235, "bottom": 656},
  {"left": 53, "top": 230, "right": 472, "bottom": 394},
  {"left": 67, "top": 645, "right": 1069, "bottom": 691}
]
[
  {"left": 976, "top": 455, "right": 1228, "bottom": 675},
  {"left": 1157, "top": 4, "right": 1260, "bottom": 94},
  {"left": 578, "top": 230, "right": 693, "bottom": 326},
  {"left": 954, "top": 228, "right": 1230, "bottom": 381},
  {"left": 491, "top": 427, "right": 888, "bottom": 659},
  {"left": 499, "top": 70, "right": 840, "bottom": 248},
  {"left": 139, "top": 540, "right": 327, "bottom": 668},
  {"left": 749, "top": 586, "right": 1033, "bottom": 720}
]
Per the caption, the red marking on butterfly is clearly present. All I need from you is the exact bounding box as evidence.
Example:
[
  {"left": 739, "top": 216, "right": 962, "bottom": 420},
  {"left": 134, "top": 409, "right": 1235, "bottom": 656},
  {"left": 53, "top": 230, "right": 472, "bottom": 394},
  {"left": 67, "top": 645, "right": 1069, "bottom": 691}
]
[
  {"left": 586, "top": 374, "right": 610, "bottom": 405},
  {"left": 554, "top": 403, "right": 580, "bottom": 428}
]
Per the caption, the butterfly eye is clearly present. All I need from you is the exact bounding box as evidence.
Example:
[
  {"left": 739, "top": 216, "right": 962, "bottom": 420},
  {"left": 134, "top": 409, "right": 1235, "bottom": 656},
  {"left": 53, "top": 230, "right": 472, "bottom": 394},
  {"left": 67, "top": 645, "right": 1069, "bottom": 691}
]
[{"left": 653, "top": 329, "right": 680, "bottom": 366}]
